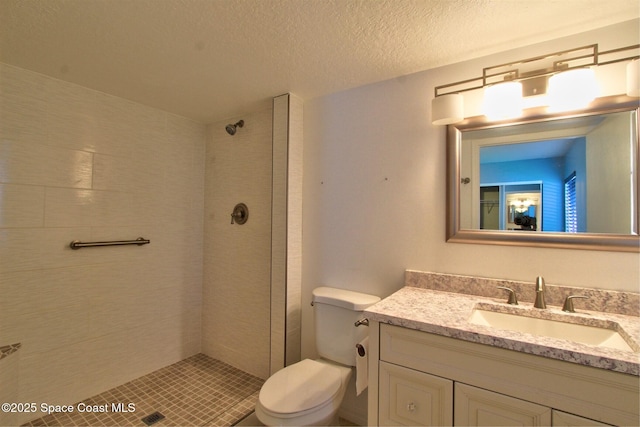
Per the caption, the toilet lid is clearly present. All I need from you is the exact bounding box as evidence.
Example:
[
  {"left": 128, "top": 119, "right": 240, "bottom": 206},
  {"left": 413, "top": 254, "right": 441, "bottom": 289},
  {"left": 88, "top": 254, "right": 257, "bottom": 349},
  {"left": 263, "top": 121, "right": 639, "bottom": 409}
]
[{"left": 259, "top": 359, "right": 342, "bottom": 415}]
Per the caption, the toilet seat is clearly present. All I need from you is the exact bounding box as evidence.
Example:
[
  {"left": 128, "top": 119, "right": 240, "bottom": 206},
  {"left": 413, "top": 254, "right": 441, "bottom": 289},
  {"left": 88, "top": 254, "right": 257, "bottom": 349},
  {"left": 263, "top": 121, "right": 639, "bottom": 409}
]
[{"left": 258, "top": 359, "right": 342, "bottom": 417}]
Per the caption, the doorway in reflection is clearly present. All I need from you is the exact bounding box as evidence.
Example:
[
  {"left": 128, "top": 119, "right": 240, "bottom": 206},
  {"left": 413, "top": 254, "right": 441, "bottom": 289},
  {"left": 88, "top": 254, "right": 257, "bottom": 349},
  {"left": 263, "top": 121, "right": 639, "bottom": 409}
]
[{"left": 480, "top": 184, "right": 542, "bottom": 231}]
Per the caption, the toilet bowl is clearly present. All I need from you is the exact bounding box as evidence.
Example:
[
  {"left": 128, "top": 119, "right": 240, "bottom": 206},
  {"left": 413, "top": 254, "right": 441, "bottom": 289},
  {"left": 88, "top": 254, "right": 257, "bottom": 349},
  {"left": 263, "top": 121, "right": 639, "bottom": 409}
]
[{"left": 255, "top": 359, "right": 352, "bottom": 426}]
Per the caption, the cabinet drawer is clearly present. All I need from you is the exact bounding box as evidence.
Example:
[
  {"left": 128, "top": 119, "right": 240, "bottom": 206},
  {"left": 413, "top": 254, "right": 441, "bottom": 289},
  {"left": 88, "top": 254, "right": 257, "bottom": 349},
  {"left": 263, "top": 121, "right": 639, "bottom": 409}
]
[
  {"left": 379, "top": 361, "right": 453, "bottom": 426},
  {"left": 455, "top": 383, "right": 551, "bottom": 426},
  {"left": 552, "top": 410, "right": 613, "bottom": 426}
]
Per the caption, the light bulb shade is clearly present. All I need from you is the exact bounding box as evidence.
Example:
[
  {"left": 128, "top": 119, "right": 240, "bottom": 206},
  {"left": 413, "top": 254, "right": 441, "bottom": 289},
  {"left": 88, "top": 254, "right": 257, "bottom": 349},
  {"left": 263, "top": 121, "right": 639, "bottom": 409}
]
[
  {"left": 431, "top": 93, "right": 464, "bottom": 125},
  {"left": 548, "top": 68, "right": 598, "bottom": 112},
  {"left": 482, "top": 81, "right": 523, "bottom": 121},
  {"left": 627, "top": 59, "right": 640, "bottom": 97}
]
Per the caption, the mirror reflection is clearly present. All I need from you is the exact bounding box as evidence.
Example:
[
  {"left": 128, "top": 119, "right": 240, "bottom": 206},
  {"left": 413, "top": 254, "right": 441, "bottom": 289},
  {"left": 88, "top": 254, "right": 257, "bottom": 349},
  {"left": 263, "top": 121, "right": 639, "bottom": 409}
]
[
  {"left": 460, "top": 110, "right": 637, "bottom": 235},
  {"left": 447, "top": 98, "right": 640, "bottom": 252}
]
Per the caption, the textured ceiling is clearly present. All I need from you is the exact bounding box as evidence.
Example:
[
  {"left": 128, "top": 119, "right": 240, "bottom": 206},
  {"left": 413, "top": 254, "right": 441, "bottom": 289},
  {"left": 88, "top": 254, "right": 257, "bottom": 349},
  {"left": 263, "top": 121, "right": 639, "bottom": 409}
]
[{"left": 1, "top": 0, "right": 638, "bottom": 123}]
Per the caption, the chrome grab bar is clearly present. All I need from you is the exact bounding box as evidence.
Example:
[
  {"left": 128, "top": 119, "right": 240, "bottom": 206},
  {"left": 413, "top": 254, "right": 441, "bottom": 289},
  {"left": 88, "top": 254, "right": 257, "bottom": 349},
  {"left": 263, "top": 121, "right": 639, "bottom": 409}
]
[{"left": 70, "top": 237, "right": 150, "bottom": 250}]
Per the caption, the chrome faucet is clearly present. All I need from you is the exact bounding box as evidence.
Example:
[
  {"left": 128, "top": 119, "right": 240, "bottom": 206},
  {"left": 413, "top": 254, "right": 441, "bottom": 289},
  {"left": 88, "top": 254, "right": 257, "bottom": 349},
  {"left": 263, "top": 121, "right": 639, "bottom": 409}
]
[{"left": 534, "top": 276, "right": 547, "bottom": 309}]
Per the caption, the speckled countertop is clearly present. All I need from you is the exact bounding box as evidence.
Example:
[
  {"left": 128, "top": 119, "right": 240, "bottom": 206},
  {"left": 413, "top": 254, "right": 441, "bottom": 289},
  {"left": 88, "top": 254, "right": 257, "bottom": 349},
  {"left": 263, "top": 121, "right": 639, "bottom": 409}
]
[{"left": 365, "top": 285, "right": 640, "bottom": 376}]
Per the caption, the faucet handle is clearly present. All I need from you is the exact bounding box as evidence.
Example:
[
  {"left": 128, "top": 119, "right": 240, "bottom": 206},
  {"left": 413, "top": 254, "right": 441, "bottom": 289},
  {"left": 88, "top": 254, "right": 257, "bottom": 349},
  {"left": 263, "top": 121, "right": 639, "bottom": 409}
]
[
  {"left": 497, "top": 286, "right": 518, "bottom": 305},
  {"left": 562, "top": 295, "right": 589, "bottom": 313}
]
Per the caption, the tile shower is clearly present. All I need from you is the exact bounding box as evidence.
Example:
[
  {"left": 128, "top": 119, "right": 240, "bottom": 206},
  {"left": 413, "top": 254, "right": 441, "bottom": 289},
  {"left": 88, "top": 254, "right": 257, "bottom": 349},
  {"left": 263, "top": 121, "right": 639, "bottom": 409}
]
[{"left": 0, "top": 63, "right": 282, "bottom": 426}]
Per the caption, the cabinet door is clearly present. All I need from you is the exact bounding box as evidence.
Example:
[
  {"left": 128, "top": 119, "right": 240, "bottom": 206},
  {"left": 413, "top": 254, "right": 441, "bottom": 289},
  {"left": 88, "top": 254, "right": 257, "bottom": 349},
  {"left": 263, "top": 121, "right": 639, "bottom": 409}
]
[
  {"left": 552, "top": 410, "right": 613, "bottom": 426},
  {"left": 379, "top": 361, "right": 453, "bottom": 426},
  {"left": 455, "top": 383, "right": 551, "bottom": 426}
]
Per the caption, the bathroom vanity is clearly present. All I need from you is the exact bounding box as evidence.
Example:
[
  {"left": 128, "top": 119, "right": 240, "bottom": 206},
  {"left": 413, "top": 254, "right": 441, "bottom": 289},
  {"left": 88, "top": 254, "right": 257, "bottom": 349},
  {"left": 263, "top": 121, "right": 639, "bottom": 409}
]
[{"left": 364, "top": 272, "right": 640, "bottom": 426}]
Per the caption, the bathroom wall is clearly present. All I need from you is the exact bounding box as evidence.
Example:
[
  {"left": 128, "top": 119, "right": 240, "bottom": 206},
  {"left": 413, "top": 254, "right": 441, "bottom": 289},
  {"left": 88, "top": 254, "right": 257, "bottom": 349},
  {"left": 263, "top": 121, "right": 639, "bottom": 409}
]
[
  {"left": 586, "top": 112, "right": 633, "bottom": 234},
  {"left": 301, "top": 19, "right": 640, "bottom": 424},
  {"left": 202, "top": 105, "right": 273, "bottom": 380},
  {"left": 0, "top": 63, "right": 205, "bottom": 426}
]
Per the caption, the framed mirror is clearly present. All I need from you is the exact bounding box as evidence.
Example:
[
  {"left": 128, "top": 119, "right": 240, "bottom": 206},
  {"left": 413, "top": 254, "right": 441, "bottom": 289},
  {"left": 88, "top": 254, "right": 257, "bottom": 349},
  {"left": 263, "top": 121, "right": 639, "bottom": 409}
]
[{"left": 447, "top": 95, "right": 640, "bottom": 252}]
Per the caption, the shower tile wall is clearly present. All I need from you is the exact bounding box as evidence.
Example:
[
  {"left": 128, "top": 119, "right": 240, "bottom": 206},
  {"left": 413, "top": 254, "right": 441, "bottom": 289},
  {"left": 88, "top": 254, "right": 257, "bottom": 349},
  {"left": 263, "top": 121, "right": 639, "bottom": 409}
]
[
  {"left": 203, "top": 108, "right": 273, "bottom": 380},
  {"left": 0, "top": 63, "right": 205, "bottom": 426}
]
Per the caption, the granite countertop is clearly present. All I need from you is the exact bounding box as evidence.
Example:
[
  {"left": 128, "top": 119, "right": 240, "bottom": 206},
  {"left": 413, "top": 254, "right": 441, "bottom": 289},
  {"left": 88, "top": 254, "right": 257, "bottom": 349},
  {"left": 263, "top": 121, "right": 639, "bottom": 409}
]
[{"left": 365, "top": 286, "right": 640, "bottom": 376}]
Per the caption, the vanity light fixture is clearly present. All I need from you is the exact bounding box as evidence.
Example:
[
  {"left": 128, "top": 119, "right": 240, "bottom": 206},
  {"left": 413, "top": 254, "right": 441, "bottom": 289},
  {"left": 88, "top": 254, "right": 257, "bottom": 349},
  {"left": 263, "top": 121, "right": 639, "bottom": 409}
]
[
  {"left": 431, "top": 43, "right": 639, "bottom": 125},
  {"left": 432, "top": 93, "right": 464, "bottom": 125},
  {"left": 547, "top": 67, "right": 598, "bottom": 112},
  {"left": 482, "top": 81, "right": 523, "bottom": 120}
]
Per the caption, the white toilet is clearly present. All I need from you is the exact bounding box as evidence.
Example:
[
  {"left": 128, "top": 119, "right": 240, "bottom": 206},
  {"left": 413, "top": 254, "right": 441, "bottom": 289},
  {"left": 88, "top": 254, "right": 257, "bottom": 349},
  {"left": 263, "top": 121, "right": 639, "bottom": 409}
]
[{"left": 255, "top": 286, "right": 380, "bottom": 426}]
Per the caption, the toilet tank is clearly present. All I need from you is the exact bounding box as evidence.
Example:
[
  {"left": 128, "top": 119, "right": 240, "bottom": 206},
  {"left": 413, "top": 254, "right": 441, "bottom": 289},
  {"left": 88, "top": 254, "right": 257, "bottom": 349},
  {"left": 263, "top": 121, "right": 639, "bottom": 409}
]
[{"left": 312, "top": 287, "right": 380, "bottom": 366}]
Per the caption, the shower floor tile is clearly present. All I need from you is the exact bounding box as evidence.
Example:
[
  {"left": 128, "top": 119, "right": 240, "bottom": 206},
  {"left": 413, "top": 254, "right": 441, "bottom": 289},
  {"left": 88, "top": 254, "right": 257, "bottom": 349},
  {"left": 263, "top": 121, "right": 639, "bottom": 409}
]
[{"left": 22, "top": 354, "right": 264, "bottom": 427}]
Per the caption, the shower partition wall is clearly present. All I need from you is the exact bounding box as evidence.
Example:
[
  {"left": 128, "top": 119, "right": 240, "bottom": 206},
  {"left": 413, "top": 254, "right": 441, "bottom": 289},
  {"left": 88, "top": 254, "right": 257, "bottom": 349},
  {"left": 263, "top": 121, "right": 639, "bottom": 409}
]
[
  {"left": 202, "top": 94, "right": 302, "bottom": 379},
  {"left": 271, "top": 94, "right": 303, "bottom": 374}
]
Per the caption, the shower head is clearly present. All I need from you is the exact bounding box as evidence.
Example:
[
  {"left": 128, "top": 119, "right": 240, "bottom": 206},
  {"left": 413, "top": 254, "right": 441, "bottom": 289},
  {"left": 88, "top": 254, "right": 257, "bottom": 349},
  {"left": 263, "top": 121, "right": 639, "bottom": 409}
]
[{"left": 225, "top": 120, "right": 244, "bottom": 135}]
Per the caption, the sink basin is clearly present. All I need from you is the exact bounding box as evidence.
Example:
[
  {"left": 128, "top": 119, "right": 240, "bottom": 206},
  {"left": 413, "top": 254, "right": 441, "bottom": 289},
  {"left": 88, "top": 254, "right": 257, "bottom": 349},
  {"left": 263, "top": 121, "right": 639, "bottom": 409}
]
[{"left": 469, "top": 308, "right": 635, "bottom": 352}]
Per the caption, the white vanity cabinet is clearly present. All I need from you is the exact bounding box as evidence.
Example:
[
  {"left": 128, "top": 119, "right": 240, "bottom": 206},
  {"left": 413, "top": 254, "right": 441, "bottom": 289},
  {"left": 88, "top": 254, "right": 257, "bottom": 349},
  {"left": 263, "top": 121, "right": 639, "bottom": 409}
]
[
  {"left": 454, "top": 383, "right": 551, "bottom": 426},
  {"left": 368, "top": 323, "right": 637, "bottom": 426},
  {"left": 378, "top": 361, "right": 453, "bottom": 425}
]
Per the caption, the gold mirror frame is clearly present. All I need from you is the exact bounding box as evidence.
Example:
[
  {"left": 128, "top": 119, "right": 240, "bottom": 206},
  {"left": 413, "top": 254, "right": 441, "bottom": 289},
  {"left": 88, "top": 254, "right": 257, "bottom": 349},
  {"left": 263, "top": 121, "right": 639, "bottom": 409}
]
[{"left": 447, "top": 95, "right": 640, "bottom": 252}]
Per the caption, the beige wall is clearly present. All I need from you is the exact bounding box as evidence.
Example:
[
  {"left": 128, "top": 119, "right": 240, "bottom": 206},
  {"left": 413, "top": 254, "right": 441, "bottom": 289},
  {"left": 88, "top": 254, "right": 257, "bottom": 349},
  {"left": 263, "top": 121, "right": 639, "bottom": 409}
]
[
  {"left": 301, "top": 19, "right": 640, "bottom": 424},
  {"left": 0, "top": 63, "right": 205, "bottom": 426},
  {"left": 202, "top": 106, "right": 273, "bottom": 379},
  {"left": 586, "top": 112, "right": 633, "bottom": 233}
]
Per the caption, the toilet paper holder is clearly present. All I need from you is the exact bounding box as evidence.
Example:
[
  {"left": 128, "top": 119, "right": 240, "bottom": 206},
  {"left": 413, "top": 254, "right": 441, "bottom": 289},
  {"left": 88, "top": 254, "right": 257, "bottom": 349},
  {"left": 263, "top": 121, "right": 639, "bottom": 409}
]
[
  {"left": 356, "top": 343, "right": 366, "bottom": 357},
  {"left": 354, "top": 318, "right": 369, "bottom": 327}
]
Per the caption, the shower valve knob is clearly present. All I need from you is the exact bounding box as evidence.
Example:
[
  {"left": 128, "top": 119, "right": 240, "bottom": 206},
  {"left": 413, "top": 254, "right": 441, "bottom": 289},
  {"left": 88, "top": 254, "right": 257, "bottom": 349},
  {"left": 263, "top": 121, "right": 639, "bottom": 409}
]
[{"left": 230, "top": 203, "right": 249, "bottom": 225}]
